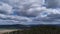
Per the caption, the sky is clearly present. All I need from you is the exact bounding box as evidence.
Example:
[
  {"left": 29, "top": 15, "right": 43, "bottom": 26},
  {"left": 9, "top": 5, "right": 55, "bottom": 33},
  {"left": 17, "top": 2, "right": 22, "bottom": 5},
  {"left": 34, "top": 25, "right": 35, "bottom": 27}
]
[{"left": 0, "top": 0, "right": 60, "bottom": 25}]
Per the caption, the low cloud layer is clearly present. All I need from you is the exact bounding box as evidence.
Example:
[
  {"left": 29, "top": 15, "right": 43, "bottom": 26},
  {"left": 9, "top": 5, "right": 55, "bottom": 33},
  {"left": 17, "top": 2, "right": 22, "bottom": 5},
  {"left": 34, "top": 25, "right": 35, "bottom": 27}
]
[{"left": 0, "top": 0, "right": 60, "bottom": 25}]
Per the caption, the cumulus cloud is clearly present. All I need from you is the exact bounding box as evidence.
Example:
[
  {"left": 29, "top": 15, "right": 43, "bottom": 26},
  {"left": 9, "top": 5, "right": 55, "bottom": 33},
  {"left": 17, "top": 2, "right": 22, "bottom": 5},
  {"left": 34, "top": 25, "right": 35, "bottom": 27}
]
[
  {"left": 0, "top": 0, "right": 60, "bottom": 25},
  {"left": 32, "top": 8, "right": 60, "bottom": 24},
  {"left": 10, "top": 0, "right": 45, "bottom": 17}
]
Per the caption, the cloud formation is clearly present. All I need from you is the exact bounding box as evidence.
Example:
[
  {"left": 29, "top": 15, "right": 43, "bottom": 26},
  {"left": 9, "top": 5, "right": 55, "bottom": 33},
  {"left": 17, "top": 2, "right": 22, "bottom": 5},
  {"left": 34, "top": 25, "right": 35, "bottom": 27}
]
[
  {"left": 0, "top": 0, "right": 60, "bottom": 25},
  {"left": 0, "top": 2, "right": 13, "bottom": 15},
  {"left": 45, "top": 0, "right": 60, "bottom": 8}
]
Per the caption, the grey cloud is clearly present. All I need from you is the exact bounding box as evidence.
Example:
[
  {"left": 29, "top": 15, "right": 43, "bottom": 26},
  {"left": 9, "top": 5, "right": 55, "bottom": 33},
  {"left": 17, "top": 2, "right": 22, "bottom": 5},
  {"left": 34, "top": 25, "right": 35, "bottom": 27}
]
[
  {"left": 0, "top": 2, "right": 13, "bottom": 15},
  {"left": 45, "top": 0, "right": 60, "bottom": 8},
  {"left": 0, "top": 14, "right": 32, "bottom": 23},
  {"left": 0, "top": 0, "right": 60, "bottom": 25}
]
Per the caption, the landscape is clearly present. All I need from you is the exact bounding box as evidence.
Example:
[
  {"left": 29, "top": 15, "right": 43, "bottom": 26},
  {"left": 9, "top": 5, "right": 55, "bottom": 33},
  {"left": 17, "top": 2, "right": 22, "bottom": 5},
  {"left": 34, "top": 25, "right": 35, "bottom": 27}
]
[
  {"left": 0, "top": 24, "right": 60, "bottom": 34},
  {"left": 0, "top": 0, "right": 60, "bottom": 34}
]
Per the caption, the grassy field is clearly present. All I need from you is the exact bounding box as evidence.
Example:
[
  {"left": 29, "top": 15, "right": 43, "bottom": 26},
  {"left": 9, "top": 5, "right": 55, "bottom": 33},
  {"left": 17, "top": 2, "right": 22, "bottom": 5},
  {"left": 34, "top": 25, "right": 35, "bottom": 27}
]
[{"left": 1, "top": 25, "right": 60, "bottom": 34}]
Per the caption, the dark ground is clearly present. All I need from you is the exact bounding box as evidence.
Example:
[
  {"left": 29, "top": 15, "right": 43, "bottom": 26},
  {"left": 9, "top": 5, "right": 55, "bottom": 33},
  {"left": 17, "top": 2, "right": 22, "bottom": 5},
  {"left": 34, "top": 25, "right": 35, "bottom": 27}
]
[{"left": 3, "top": 25, "right": 60, "bottom": 34}]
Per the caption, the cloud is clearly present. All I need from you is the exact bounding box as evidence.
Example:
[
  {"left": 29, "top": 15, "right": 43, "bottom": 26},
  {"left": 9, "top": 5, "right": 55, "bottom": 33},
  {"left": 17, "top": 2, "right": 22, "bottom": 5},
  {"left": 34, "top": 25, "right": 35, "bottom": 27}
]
[
  {"left": 0, "top": 0, "right": 60, "bottom": 25},
  {"left": 32, "top": 8, "right": 60, "bottom": 23},
  {"left": 0, "top": 0, "right": 45, "bottom": 16},
  {"left": 14, "top": 1, "right": 46, "bottom": 17},
  {"left": 0, "top": 14, "right": 32, "bottom": 25},
  {"left": 0, "top": 2, "right": 13, "bottom": 15},
  {"left": 0, "top": 14, "right": 32, "bottom": 22},
  {"left": 45, "top": 0, "right": 60, "bottom": 8}
]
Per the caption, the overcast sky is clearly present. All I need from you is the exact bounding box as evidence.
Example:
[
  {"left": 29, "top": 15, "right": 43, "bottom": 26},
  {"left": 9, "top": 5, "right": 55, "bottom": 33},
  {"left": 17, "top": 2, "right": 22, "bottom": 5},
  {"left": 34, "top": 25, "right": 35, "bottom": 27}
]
[{"left": 0, "top": 0, "right": 60, "bottom": 25}]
